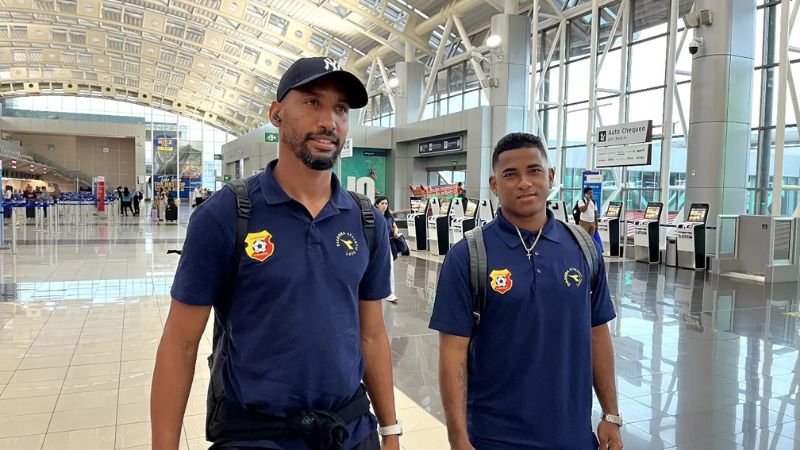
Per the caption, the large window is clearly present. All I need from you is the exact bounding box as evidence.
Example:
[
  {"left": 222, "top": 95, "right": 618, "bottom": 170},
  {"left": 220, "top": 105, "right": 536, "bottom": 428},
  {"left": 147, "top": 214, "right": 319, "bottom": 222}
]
[{"left": 2, "top": 96, "right": 233, "bottom": 191}]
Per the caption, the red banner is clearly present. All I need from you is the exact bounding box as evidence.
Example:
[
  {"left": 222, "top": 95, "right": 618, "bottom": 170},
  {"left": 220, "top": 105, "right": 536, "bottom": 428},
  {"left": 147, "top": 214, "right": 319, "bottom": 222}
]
[{"left": 97, "top": 180, "right": 105, "bottom": 212}]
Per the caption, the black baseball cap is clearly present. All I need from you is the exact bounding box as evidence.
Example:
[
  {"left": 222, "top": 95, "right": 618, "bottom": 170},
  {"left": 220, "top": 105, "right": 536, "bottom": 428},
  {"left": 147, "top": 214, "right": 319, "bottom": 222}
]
[{"left": 276, "top": 57, "right": 368, "bottom": 109}]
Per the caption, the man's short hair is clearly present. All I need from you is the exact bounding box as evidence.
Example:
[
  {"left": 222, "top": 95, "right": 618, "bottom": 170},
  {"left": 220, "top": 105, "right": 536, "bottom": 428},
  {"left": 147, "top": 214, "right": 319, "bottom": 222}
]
[
  {"left": 491, "top": 133, "right": 549, "bottom": 170},
  {"left": 583, "top": 187, "right": 593, "bottom": 195}
]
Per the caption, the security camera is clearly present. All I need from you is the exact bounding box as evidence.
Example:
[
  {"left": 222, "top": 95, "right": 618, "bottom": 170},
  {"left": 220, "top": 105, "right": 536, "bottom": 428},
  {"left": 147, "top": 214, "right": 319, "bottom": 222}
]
[{"left": 689, "top": 37, "right": 704, "bottom": 55}]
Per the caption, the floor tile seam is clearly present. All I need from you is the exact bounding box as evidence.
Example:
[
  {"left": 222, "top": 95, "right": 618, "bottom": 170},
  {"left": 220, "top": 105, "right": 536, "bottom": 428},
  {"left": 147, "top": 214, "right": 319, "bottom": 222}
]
[
  {"left": 43, "top": 298, "right": 95, "bottom": 439},
  {"left": 2, "top": 304, "right": 57, "bottom": 398}
]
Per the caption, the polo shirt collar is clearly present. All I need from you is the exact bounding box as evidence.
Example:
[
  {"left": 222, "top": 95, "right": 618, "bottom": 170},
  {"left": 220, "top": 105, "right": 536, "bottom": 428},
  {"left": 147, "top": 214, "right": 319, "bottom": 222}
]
[
  {"left": 260, "top": 159, "right": 354, "bottom": 210},
  {"left": 495, "top": 208, "right": 563, "bottom": 249}
]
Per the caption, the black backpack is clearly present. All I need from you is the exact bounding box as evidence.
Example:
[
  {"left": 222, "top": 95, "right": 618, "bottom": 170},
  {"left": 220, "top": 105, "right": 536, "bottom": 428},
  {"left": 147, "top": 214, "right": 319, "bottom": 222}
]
[
  {"left": 205, "top": 177, "right": 377, "bottom": 440},
  {"left": 463, "top": 219, "right": 600, "bottom": 370},
  {"left": 572, "top": 200, "right": 582, "bottom": 224}
]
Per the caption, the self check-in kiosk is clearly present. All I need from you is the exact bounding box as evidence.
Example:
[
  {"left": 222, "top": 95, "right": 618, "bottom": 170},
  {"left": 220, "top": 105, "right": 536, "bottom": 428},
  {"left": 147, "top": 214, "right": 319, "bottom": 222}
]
[
  {"left": 407, "top": 196, "right": 434, "bottom": 251},
  {"left": 451, "top": 199, "right": 477, "bottom": 246},
  {"left": 598, "top": 202, "right": 623, "bottom": 257},
  {"left": 676, "top": 203, "right": 710, "bottom": 270},
  {"left": 547, "top": 200, "right": 569, "bottom": 223},
  {"left": 429, "top": 198, "right": 458, "bottom": 256},
  {"left": 633, "top": 202, "right": 663, "bottom": 264}
]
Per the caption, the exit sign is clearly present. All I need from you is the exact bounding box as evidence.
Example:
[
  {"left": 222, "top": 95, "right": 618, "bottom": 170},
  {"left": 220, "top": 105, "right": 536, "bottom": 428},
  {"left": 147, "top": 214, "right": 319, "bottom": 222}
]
[
  {"left": 265, "top": 132, "right": 279, "bottom": 143},
  {"left": 213, "top": 154, "right": 223, "bottom": 160},
  {"left": 223, "top": 175, "right": 232, "bottom": 182}
]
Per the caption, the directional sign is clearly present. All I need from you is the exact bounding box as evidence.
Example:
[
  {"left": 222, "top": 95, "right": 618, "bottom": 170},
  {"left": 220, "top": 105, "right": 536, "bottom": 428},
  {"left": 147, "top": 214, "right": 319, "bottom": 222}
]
[
  {"left": 213, "top": 154, "right": 223, "bottom": 160},
  {"left": 341, "top": 138, "right": 353, "bottom": 158},
  {"left": 223, "top": 174, "right": 232, "bottom": 182},
  {"left": 265, "top": 132, "right": 279, "bottom": 143}
]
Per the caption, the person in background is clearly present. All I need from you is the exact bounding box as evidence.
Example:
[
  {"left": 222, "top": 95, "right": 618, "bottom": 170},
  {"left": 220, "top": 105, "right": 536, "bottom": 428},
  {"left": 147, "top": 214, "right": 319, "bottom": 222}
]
[
  {"left": 578, "top": 187, "right": 598, "bottom": 237},
  {"left": 155, "top": 187, "right": 165, "bottom": 221},
  {"left": 121, "top": 187, "right": 134, "bottom": 216},
  {"left": 116, "top": 186, "right": 124, "bottom": 215},
  {"left": 24, "top": 185, "right": 36, "bottom": 219},
  {"left": 133, "top": 189, "right": 141, "bottom": 216},
  {"left": 193, "top": 185, "right": 204, "bottom": 207},
  {"left": 38, "top": 187, "right": 51, "bottom": 218},
  {"left": 376, "top": 196, "right": 399, "bottom": 303}
]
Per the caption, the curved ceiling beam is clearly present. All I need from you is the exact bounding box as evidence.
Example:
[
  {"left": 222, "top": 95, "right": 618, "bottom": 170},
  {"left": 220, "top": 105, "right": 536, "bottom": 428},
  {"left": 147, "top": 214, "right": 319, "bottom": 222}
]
[
  {"left": 0, "top": 83, "right": 252, "bottom": 135},
  {"left": 0, "top": 60, "right": 265, "bottom": 126},
  {"left": 328, "top": 0, "right": 433, "bottom": 54},
  {"left": 0, "top": 11, "right": 288, "bottom": 88},
  {"left": 0, "top": 37, "right": 277, "bottom": 106}
]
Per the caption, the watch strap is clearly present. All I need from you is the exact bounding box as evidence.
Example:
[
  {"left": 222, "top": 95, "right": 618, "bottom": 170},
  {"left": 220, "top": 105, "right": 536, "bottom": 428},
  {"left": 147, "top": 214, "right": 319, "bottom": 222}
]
[
  {"left": 601, "top": 413, "right": 623, "bottom": 426},
  {"left": 378, "top": 420, "right": 403, "bottom": 436}
]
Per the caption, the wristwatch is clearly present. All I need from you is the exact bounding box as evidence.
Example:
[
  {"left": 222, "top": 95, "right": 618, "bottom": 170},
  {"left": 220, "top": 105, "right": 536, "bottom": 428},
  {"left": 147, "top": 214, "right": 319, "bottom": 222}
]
[
  {"left": 378, "top": 420, "right": 403, "bottom": 436},
  {"left": 601, "top": 412, "right": 623, "bottom": 427}
]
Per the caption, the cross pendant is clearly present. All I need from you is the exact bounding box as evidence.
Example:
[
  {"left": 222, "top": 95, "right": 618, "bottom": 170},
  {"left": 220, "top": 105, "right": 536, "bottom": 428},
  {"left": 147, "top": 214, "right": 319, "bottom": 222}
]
[{"left": 526, "top": 251, "right": 532, "bottom": 261}]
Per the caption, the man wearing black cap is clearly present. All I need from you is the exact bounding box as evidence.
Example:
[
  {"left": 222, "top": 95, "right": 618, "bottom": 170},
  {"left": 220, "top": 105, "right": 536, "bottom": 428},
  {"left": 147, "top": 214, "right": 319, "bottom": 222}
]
[{"left": 152, "top": 57, "right": 400, "bottom": 450}]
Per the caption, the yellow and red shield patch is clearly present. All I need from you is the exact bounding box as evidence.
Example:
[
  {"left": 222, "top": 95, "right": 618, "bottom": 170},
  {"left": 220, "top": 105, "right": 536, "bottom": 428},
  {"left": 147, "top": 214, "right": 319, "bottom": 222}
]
[
  {"left": 489, "top": 269, "right": 513, "bottom": 294},
  {"left": 244, "top": 230, "right": 275, "bottom": 262}
]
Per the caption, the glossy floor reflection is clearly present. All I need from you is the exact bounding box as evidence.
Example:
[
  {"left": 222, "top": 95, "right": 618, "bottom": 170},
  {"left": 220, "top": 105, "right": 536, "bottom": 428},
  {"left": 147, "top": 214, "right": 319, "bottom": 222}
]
[{"left": 1, "top": 209, "right": 800, "bottom": 449}]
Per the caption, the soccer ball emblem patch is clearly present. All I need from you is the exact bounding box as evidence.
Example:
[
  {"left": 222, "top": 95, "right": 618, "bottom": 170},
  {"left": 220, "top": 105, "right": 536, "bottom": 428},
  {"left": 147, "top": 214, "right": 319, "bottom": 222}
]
[
  {"left": 489, "top": 269, "right": 513, "bottom": 294},
  {"left": 244, "top": 230, "right": 275, "bottom": 262}
]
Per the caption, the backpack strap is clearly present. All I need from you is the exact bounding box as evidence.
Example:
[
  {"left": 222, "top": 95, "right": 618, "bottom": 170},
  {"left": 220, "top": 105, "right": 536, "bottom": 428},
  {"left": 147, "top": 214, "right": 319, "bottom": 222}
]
[
  {"left": 224, "top": 179, "right": 252, "bottom": 279},
  {"left": 347, "top": 191, "right": 376, "bottom": 256},
  {"left": 563, "top": 222, "right": 600, "bottom": 291},
  {"left": 464, "top": 226, "right": 488, "bottom": 326},
  {"left": 207, "top": 178, "right": 251, "bottom": 405}
]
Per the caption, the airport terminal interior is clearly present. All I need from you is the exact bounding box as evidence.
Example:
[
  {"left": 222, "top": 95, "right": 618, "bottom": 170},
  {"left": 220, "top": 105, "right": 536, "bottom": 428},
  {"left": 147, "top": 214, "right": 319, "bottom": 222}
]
[{"left": 3, "top": 0, "right": 800, "bottom": 448}]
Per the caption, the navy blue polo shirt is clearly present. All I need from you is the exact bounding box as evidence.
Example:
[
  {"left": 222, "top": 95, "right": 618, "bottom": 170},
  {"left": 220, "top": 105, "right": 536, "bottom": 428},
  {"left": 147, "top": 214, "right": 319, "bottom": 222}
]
[
  {"left": 171, "top": 160, "right": 391, "bottom": 450},
  {"left": 429, "top": 209, "right": 616, "bottom": 449}
]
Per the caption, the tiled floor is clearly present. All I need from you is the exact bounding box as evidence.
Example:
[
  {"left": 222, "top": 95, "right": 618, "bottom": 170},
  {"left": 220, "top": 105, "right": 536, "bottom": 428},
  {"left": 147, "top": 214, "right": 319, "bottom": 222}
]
[{"left": 1, "top": 206, "right": 800, "bottom": 449}]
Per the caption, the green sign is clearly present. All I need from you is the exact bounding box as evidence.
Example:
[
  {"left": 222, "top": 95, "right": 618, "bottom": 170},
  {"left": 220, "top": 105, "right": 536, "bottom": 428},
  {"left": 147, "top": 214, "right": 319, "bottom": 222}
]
[
  {"left": 265, "top": 132, "right": 279, "bottom": 143},
  {"left": 213, "top": 154, "right": 223, "bottom": 160},
  {"left": 451, "top": 159, "right": 458, "bottom": 165},
  {"left": 223, "top": 175, "right": 232, "bottom": 182}
]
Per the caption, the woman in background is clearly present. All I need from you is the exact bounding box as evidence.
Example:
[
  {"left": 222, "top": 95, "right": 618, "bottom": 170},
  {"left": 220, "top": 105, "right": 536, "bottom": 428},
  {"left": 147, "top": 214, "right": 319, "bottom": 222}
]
[{"left": 375, "top": 196, "right": 399, "bottom": 303}]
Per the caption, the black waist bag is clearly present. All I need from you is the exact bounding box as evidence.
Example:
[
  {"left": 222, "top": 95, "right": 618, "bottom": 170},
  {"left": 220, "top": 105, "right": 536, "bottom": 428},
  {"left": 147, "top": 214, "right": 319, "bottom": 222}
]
[{"left": 207, "top": 384, "right": 372, "bottom": 450}]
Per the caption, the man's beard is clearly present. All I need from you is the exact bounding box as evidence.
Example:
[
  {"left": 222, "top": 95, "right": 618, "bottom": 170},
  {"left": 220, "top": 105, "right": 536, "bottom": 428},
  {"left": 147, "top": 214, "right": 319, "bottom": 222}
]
[{"left": 291, "top": 132, "right": 343, "bottom": 171}]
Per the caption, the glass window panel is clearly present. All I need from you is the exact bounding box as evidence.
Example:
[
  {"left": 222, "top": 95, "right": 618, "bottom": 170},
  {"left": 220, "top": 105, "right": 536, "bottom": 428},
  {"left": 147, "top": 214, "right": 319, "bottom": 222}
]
[
  {"left": 564, "top": 146, "right": 587, "bottom": 188},
  {"left": 631, "top": 0, "right": 668, "bottom": 42},
  {"left": 629, "top": 39, "right": 667, "bottom": 90},
  {"left": 568, "top": 17, "right": 591, "bottom": 60},
  {"left": 448, "top": 94, "right": 462, "bottom": 114},
  {"left": 449, "top": 63, "right": 464, "bottom": 93},
  {"left": 464, "top": 64, "right": 479, "bottom": 91},
  {"left": 436, "top": 70, "right": 448, "bottom": 97},
  {"left": 674, "top": 82, "right": 691, "bottom": 135},
  {"left": 565, "top": 105, "right": 589, "bottom": 145},
  {"left": 464, "top": 90, "right": 480, "bottom": 110},
  {"left": 596, "top": 96, "right": 620, "bottom": 127},
  {"left": 596, "top": 49, "right": 621, "bottom": 91},
  {"left": 628, "top": 88, "right": 664, "bottom": 127},
  {"left": 567, "top": 59, "right": 590, "bottom": 103},
  {"left": 544, "top": 65, "right": 561, "bottom": 103}
]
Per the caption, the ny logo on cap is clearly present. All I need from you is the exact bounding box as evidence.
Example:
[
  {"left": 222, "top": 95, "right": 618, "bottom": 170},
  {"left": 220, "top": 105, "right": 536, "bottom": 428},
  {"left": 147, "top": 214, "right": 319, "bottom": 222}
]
[{"left": 323, "top": 57, "right": 341, "bottom": 72}]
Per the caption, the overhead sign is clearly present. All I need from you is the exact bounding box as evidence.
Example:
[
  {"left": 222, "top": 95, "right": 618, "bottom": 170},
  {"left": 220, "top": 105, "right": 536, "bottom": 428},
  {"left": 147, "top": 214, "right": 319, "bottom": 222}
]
[
  {"left": 597, "top": 143, "right": 652, "bottom": 168},
  {"left": 418, "top": 136, "right": 462, "bottom": 155},
  {"left": 213, "top": 154, "right": 223, "bottom": 160},
  {"left": 265, "top": 132, "right": 279, "bottom": 143},
  {"left": 596, "top": 120, "right": 652, "bottom": 147},
  {"left": 154, "top": 135, "right": 177, "bottom": 152},
  {"left": 341, "top": 138, "right": 353, "bottom": 158},
  {"left": 223, "top": 174, "right": 232, "bottom": 182},
  {"left": 363, "top": 150, "right": 387, "bottom": 157}
]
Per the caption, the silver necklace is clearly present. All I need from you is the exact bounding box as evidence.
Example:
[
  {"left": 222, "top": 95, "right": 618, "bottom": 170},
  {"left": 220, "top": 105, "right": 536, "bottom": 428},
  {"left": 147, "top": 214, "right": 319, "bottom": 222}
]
[{"left": 513, "top": 224, "right": 543, "bottom": 261}]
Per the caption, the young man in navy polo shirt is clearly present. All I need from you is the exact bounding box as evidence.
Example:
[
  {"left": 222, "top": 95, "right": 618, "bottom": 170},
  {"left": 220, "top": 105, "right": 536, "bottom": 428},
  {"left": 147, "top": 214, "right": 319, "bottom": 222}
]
[
  {"left": 151, "top": 57, "right": 401, "bottom": 450},
  {"left": 430, "top": 133, "right": 623, "bottom": 450}
]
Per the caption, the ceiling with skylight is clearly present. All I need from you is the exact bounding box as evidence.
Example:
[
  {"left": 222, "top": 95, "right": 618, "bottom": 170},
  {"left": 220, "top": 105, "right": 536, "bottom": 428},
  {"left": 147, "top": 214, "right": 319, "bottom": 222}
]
[{"left": 0, "top": 0, "right": 630, "bottom": 135}]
